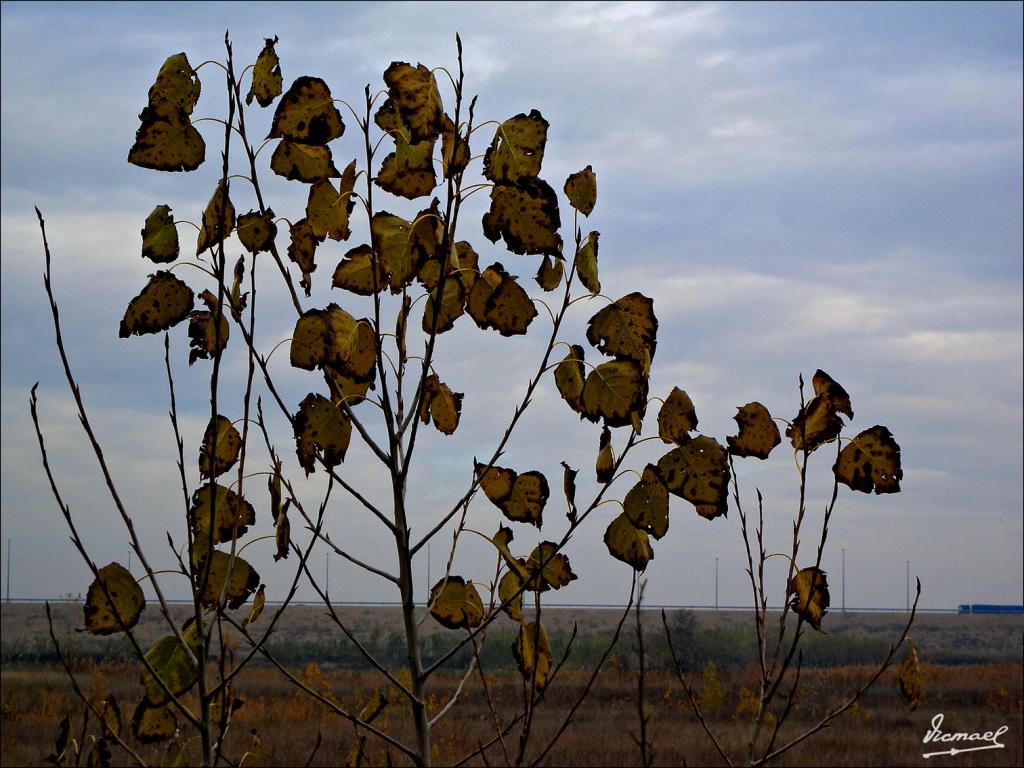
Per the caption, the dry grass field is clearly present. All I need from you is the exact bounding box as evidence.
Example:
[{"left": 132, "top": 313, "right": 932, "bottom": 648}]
[{"left": 2, "top": 603, "right": 1021, "bottom": 766}]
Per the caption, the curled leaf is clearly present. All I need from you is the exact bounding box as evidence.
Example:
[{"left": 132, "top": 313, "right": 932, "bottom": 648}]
[
  {"left": 246, "top": 37, "right": 283, "bottom": 108},
  {"left": 288, "top": 217, "right": 319, "bottom": 296},
  {"left": 596, "top": 426, "right": 615, "bottom": 483},
  {"left": 525, "top": 542, "right": 577, "bottom": 592},
  {"left": 196, "top": 180, "right": 235, "bottom": 256},
  {"left": 575, "top": 231, "right": 600, "bottom": 294},
  {"left": 466, "top": 262, "right": 537, "bottom": 336},
  {"left": 476, "top": 462, "right": 548, "bottom": 528},
  {"left": 561, "top": 461, "right": 578, "bottom": 522},
  {"left": 898, "top": 639, "right": 922, "bottom": 710},
  {"left": 187, "top": 290, "right": 229, "bottom": 365},
  {"left": 787, "top": 370, "right": 853, "bottom": 453},
  {"left": 554, "top": 345, "right": 586, "bottom": 413},
  {"left": 788, "top": 567, "right": 829, "bottom": 631},
  {"left": 84, "top": 563, "right": 145, "bottom": 635},
  {"left": 418, "top": 375, "right": 463, "bottom": 435},
  {"left": 535, "top": 254, "right": 564, "bottom": 292},
  {"left": 512, "top": 621, "right": 551, "bottom": 689},
  {"left": 244, "top": 585, "right": 266, "bottom": 627},
  {"left": 498, "top": 569, "right": 524, "bottom": 622}
]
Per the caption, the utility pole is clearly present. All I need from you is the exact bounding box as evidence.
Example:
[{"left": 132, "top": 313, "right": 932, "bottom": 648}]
[
  {"left": 326, "top": 552, "right": 330, "bottom": 597},
  {"left": 906, "top": 560, "right": 910, "bottom": 613},
  {"left": 714, "top": 556, "right": 718, "bottom": 611},
  {"left": 427, "top": 544, "right": 432, "bottom": 604},
  {"left": 5, "top": 539, "right": 10, "bottom": 604},
  {"left": 842, "top": 548, "right": 846, "bottom": 614}
]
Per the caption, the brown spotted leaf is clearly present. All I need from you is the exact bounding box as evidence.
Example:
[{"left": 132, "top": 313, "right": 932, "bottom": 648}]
[
  {"left": 564, "top": 165, "right": 597, "bottom": 216},
  {"left": 147, "top": 53, "right": 200, "bottom": 117},
  {"left": 422, "top": 279, "right": 465, "bottom": 335},
  {"left": 383, "top": 62, "right": 444, "bottom": 143},
  {"left": 604, "top": 512, "right": 653, "bottom": 571},
  {"left": 575, "top": 231, "right": 600, "bottom": 294},
  {"left": 128, "top": 107, "right": 205, "bottom": 172},
  {"left": 513, "top": 621, "right": 551, "bottom": 690},
  {"left": 374, "top": 98, "right": 437, "bottom": 199},
  {"left": 728, "top": 402, "right": 781, "bottom": 459},
  {"left": 525, "top": 542, "right": 577, "bottom": 593},
  {"left": 141, "top": 205, "right": 179, "bottom": 263},
  {"left": 658, "top": 387, "right": 698, "bottom": 445},
  {"left": 586, "top": 292, "right": 658, "bottom": 366},
  {"left": 196, "top": 180, "right": 235, "bottom": 256},
  {"left": 370, "top": 210, "right": 438, "bottom": 293},
  {"left": 236, "top": 210, "right": 277, "bottom": 254},
  {"left": 199, "top": 415, "right": 241, "bottom": 478},
  {"left": 246, "top": 37, "right": 282, "bottom": 108},
  {"left": 498, "top": 569, "right": 524, "bottom": 622},
  {"left": 580, "top": 359, "right": 648, "bottom": 428},
  {"left": 834, "top": 426, "right": 902, "bottom": 494},
  {"left": 476, "top": 462, "right": 548, "bottom": 528},
  {"left": 483, "top": 110, "right": 548, "bottom": 183},
  {"left": 119, "top": 271, "right": 194, "bottom": 338},
  {"left": 786, "top": 370, "right": 854, "bottom": 453},
  {"left": 189, "top": 483, "right": 256, "bottom": 545},
  {"left": 788, "top": 567, "right": 829, "bottom": 631},
  {"left": 270, "top": 140, "right": 341, "bottom": 182},
  {"left": 482, "top": 178, "right": 562, "bottom": 258},
  {"left": 429, "top": 576, "right": 484, "bottom": 630},
  {"left": 466, "top": 262, "right": 537, "bottom": 336},
  {"left": 333, "top": 244, "right": 386, "bottom": 296},
  {"left": 84, "top": 563, "right": 145, "bottom": 635},
  {"left": 191, "top": 542, "right": 260, "bottom": 610},
  {"left": 656, "top": 436, "right": 730, "bottom": 520},
  {"left": 294, "top": 393, "right": 351, "bottom": 474},
  {"left": 418, "top": 375, "right": 463, "bottom": 435},
  {"left": 624, "top": 465, "right": 669, "bottom": 540},
  {"left": 186, "top": 290, "right": 229, "bottom": 365},
  {"left": 268, "top": 76, "right": 345, "bottom": 144}
]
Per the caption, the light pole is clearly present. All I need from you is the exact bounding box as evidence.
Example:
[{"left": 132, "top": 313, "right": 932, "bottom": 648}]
[
  {"left": 842, "top": 548, "right": 846, "bottom": 614},
  {"left": 5, "top": 539, "right": 10, "bottom": 604},
  {"left": 714, "top": 556, "right": 719, "bottom": 611},
  {"left": 906, "top": 560, "right": 910, "bottom": 613}
]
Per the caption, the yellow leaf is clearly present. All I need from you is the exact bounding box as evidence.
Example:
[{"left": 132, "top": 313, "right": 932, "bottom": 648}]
[
  {"left": 575, "top": 231, "right": 600, "bottom": 294},
  {"left": 554, "top": 344, "right": 586, "bottom": 413},
  {"left": 898, "top": 639, "right": 922, "bottom": 710},
  {"left": 141, "top": 205, "right": 179, "bottom": 263},
  {"left": 580, "top": 359, "right": 648, "bottom": 428},
  {"left": 525, "top": 542, "right": 577, "bottom": 592},
  {"left": 306, "top": 161, "right": 357, "bottom": 241},
  {"left": 624, "top": 465, "right": 669, "bottom": 540},
  {"left": 788, "top": 567, "right": 829, "bottom": 631},
  {"left": 294, "top": 393, "right": 352, "bottom": 474},
  {"left": 287, "top": 218, "right": 319, "bottom": 296},
  {"left": 451, "top": 241, "right": 480, "bottom": 293},
  {"left": 192, "top": 545, "right": 260, "bottom": 610},
  {"left": 132, "top": 701, "right": 177, "bottom": 744},
  {"left": 147, "top": 53, "right": 200, "bottom": 117},
  {"left": 834, "top": 425, "right": 902, "bottom": 494},
  {"left": 273, "top": 500, "right": 291, "bottom": 562},
  {"left": 604, "top": 512, "right": 653, "bottom": 571},
  {"left": 189, "top": 483, "right": 255, "bottom": 546},
  {"left": 535, "top": 255, "right": 564, "bottom": 292},
  {"left": 325, "top": 367, "right": 374, "bottom": 408},
  {"left": 418, "top": 375, "right": 463, "bottom": 436},
  {"left": 490, "top": 525, "right": 530, "bottom": 580},
  {"left": 119, "top": 271, "right": 194, "bottom": 338},
  {"left": 199, "top": 415, "right": 241, "bottom": 479},
  {"left": 268, "top": 76, "right": 345, "bottom": 144},
  {"left": 476, "top": 462, "right": 549, "bottom": 528},
  {"left": 658, "top": 387, "right": 698, "bottom": 445},
  {"left": 429, "top": 576, "right": 484, "bottom": 630},
  {"left": 512, "top": 621, "right": 552, "bottom": 689},
  {"left": 483, "top": 110, "right": 548, "bottom": 183},
  {"left": 370, "top": 211, "right": 434, "bottom": 293},
  {"left": 270, "top": 140, "right": 341, "bottom": 182},
  {"left": 333, "top": 244, "right": 387, "bottom": 296},
  {"left": 84, "top": 563, "right": 145, "bottom": 635},
  {"left": 383, "top": 62, "right": 444, "bottom": 143},
  {"left": 564, "top": 165, "right": 597, "bottom": 216},
  {"left": 244, "top": 585, "right": 266, "bottom": 627},
  {"left": 374, "top": 98, "right": 437, "bottom": 199},
  {"left": 128, "top": 107, "right": 205, "bottom": 172},
  {"left": 586, "top": 292, "right": 658, "bottom": 365},
  {"left": 596, "top": 426, "right": 615, "bottom": 483},
  {"left": 498, "top": 569, "right": 524, "bottom": 622},
  {"left": 196, "top": 181, "right": 235, "bottom": 256},
  {"left": 727, "top": 402, "right": 781, "bottom": 460},
  {"left": 482, "top": 178, "right": 562, "bottom": 258},
  {"left": 236, "top": 209, "right": 277, "bottom": 254},
  {"left": 656, "top": 436, "right": 730, "bottom": 520},
  {"left": 246, "top": 37, "right": 282, "bottom": 108}
]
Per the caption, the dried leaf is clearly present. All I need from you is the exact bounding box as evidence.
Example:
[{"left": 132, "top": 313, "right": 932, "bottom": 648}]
[
  {"left": 196, "top": 181, "right": 235, "bottom": 256},
  {"left": 898, "top": 639, "right": 922, "bottom": 710},
  {"left": 483, "top": 110, "right": 548, "bottom": 183},
  {"left": 244, "top": 585, "right": 266, "bottom": 627},
  {"left": 119, "top": 271, "right": 194, "bottom": 338},
  {"left": 307, "top": 161, "right": 357, "bottom": 241},
  {"left": 192, "top": 543, "right": 260, "bottom": 609},
  {"left": 128, "top": 107, "right": 205, "bottom": 172},
  {"left": 596, "top": 426, "right": 615, "bottom": 483},
  {"left": 834, "top": 425, "right": 902, "bottom": 494},
  {"left": 586, "top": 292, "right": 658, "bottom": 366},
  {"left": 482, "top": 178, "right": 562, "bottom": 258},
  {"left": 333, "top": 244, "right": 387, "bottom": 296},
  {"left": 658, "top": 387, "right": 698, "bottom": 445},
  {"left": 564, "top": 165, "right": 597, "bottom": 216},
  {"left": 422, "top": 279, "right": 465, "bottom": 335},
  {"left": 788, "top": 567, "right": 830, "bottom": 631},
  {"left": 561, "top": 461, "right": 578, "bottom": 521},
  {"left": 132, "top": 701, "right": 177, "bottom": 744},
  {"left": 512, "top": 621, "right": 551, "bottom": 689},
  {"left": 580, "top": 359, "right": 648, "bottom": 428},
  {"left": 575, "top": 231, "right": 600, "bottom": 294},
  {"left": 498, "top": 569, "right": 524, "bottom": 622},
  {"left": 140, "top": 634, "right": 198, "bottom": 706},
  {"left": 236, "top": 210, "right": 277, "bottom": 254},
  {"left": 294, "top": 393, "right": 352, "bottom": 474},
  {"left": 246, "top": 37, "right": 282, "bottom": 108},
  {"left": 476, "top": 462, "right": 548, "bottom": 528},
  {"left": 146, "top": 53, "right": 200, "bottom": 117},
  {"left": 186, "top": 290, "right": 229, "bottom": 365},
  {"left": 383, "top": 62, "right": 444, "bottom": 143},
  {"left": 374, "top": 98, "right": 437, "bottom": 199},
  {"left": 270, "top": 140, "right": 341, "bottom": 182},
  {"left": 554, "top": 344, "right": 586, "bottom": 413},
  {"left": 604, "top": 512, "right": 653, "bottom": 571},
  {"left": 535, "top": 255, "right": 564, "bottom": 292},
  {"left": 656, "top": 436, "right": 730, "bottom": 520},
  {"left": 189, "top": 483, "right": 255, "bottom": 546},
  {"left": 287, "top": 217, "right": 319, "bottom": 296},
  {"left": 268, "top": 76, "right": 345, "bottom": 144},
  {"left": 525, "top": 542, "right": 577, "bottom": 592},
  {"left": 624, "top": 465, "right": 669, "bottom": 540},
  {"left": 199, "top": 415, "right": 242, "bottom": 479},
  {"left": 727, "top": 402, "right": 781, "bottom": 460},
  {"left": 418, "top": 375, "right": 463, "bottom": 436}
]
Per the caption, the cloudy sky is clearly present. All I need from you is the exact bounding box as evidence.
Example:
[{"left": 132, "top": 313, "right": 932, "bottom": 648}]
[{"left": 1, "top": 2, "right": 1021, "bottom": 614}]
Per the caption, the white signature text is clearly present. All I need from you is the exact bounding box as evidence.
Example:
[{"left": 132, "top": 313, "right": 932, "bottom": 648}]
[{"left": 922, "top": 713, "right": 1008, "bottom": 759}]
